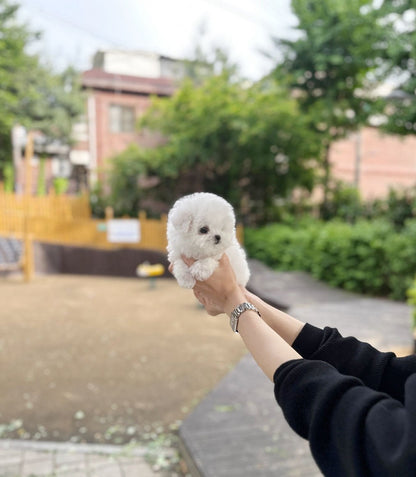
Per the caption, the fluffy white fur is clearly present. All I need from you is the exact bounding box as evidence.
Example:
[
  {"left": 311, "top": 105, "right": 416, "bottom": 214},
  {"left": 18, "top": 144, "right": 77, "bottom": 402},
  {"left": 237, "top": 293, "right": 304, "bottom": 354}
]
[{"left": 167, "top": 192, "right": 250, "bottom": 289}]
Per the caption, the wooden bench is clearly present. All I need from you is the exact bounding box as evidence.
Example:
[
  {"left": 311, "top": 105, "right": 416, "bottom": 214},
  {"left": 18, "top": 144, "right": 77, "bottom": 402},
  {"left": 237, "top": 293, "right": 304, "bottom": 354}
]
[{"left": 0, "top": 236, "right": 33, "bottom": 281}]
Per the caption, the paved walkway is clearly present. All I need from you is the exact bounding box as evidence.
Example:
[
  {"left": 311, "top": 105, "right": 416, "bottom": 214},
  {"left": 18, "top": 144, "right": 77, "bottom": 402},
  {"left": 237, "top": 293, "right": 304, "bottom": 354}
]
[
  {"left": 179, "top": 259, "right": 413, "bottom": 477},
  {"left": 0, "top": 439, "right": 158, "bottom": 477}
]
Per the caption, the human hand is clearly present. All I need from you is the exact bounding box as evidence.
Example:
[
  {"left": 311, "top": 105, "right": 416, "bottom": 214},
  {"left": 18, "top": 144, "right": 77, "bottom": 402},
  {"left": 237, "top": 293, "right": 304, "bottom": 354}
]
[
  {"left": 182, "top": 255, "right": 245, "bottom": 317},
  {"left": 168, "top": 257, "right": 222, "bottom": 315}
]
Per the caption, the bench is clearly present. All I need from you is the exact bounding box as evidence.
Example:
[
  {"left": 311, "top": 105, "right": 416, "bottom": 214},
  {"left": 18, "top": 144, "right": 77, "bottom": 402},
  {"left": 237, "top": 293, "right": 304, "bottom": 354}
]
[
  {"left": 0, "top": 237, "right": 24, "bottom": 271},
  {"left": 0, "top": 236, "right": 33, "bottom": 281}
]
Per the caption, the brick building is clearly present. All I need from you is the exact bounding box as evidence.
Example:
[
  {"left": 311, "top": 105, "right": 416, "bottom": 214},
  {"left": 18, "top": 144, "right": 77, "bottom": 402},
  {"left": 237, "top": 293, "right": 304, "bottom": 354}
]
[
  {"left": 11, "top": 51, "right": 181, "bottom": 194},
  {"left": 72, "top": 50, "right": 181, "bottom": 186},
  {"left": 330, "top": 127, "right": 416, "bottom": 199}
]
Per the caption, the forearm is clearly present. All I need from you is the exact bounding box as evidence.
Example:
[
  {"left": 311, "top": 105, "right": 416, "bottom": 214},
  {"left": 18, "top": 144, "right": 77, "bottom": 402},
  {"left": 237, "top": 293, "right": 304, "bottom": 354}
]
[
  {"left": 292, "top": 324, "right": 414, "bottom": 401},
  {"left": 225, "top": 290, "right": 301, "bottom": 381},
  {"left": 275, "top": 359, "right": 416, "bottom": 476},
  {"left": 245, "top": 290, "right": 304, "bottom": 346}
]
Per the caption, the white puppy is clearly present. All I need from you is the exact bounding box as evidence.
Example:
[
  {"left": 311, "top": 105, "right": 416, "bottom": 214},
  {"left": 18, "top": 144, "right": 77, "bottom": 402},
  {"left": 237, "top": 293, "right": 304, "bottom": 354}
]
[{"left": 167, "top": 192, "right": 250, "bottom": 289}]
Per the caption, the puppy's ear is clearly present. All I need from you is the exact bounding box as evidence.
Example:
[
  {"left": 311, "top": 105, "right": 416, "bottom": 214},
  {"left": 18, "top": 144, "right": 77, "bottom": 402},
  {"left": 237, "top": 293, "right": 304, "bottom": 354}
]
[{"left": 171, "top": 208, "right": 193, "bottom": 233}]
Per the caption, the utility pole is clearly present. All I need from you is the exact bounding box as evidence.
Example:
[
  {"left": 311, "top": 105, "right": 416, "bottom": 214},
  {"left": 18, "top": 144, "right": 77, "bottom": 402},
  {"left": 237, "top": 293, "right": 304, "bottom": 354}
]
[
  {"left": 24, "top": 131, "right": 34, "bottom": 196},
  {"left": 354, "top": 130, "right": 362, "bottom": 189},
  {"left": 24, "top": 131, "right": 34, "bottom": 282}
]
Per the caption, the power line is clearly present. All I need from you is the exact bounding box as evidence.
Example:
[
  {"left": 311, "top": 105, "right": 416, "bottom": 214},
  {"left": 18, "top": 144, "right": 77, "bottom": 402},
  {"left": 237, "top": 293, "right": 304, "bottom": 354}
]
[
  {"left": 18, "top": 0, "right": 283, "bottom": 68},
  {"left": 18, "top": 0, "right": 131, "bottom": 50},
  {"left": 197, "top": 0, "right": 277, "bottom": 32}
]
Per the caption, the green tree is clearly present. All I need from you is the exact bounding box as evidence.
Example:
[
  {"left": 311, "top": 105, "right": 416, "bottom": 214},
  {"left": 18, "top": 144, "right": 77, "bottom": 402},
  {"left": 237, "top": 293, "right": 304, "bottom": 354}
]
[
  {"left": 107, "top": 72, "right": 321, "bottom": 223},
  {"left": 0, "top": 0, "right": 36, "bottom": 167},
  {"left": 0, "top": 0, "right": 83, "bottom": 173},
  {"left": 271, "top": 0, "right": 394, "bottom": 205},
  {"left": 20, "top": 65, "right": 84, "bottom": 145},
  {"left": 381, "top": 0, "right": 416, "bottom": 135}
]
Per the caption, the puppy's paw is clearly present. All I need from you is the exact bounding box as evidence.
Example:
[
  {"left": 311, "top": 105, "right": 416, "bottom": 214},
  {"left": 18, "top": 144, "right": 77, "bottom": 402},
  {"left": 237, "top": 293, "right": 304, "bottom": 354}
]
[
  {"left": 177, "top": 274, "right": 196, "bottom": 289},
  {"left": 172, "top": 259, "right": 196, "bottom": 288},
  {"left": 190, "top": 258, "right": 217, "bottom": 282}
]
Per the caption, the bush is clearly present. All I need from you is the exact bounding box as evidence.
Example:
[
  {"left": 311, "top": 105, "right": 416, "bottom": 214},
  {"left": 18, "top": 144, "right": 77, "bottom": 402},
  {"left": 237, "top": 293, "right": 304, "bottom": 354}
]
[
  {"left": 320, "top": 180, "right": 362, "bottom": 222},
  {"left": 318, "top": 181, "right": 416, "bottom": 229},
  {"left": 384, "top": 219, "right": 416, "bottom": 300},
  {"left": 406, "top": 277, "right": 416, "bottom": 331},
  {"left": 245, "top": 218, "right": 416, "bottom": 301},
  {"left": 53, "top": 177, "right": 68, "bottom": 195},
  {"left": 244, "top": 219, "right": 320, "bottom": 271}
]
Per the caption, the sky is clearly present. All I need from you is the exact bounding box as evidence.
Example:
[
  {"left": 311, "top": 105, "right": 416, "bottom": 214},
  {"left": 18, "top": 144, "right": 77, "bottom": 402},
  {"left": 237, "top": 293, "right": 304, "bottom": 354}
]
[{"left": 16, "top": 0, "right": 298, "bottom": 80}]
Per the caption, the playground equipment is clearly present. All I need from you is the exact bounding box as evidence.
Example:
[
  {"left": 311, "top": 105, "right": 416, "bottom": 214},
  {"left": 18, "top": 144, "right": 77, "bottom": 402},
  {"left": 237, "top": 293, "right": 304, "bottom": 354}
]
[{"left": 136, "top": 262, "right": 165, "bottom": 288}]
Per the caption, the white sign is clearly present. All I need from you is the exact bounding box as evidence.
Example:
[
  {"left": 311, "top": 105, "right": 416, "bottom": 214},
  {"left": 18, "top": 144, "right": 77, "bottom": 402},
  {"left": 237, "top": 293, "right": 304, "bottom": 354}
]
[{"left": 107, "top": 219, "right": 141, "bottom": 243}]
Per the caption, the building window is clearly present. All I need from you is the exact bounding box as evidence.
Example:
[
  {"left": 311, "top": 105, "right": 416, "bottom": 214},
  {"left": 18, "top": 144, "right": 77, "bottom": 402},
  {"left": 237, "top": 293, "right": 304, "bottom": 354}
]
[{"left": 109, "top": 104, "right": 135, "bottom": 133}]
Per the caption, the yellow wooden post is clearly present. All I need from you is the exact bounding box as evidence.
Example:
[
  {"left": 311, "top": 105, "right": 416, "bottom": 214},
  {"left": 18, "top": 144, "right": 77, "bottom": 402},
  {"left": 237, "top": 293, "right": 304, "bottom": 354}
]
[
  {"left": 236, "top": 224, "right": 244, "bottom": 245},
  {"left": 23, "top": 233, "right": 34, "bottom": 282},
  {"left": 105, "top": 206, "right": 114, "bottom": 220}
]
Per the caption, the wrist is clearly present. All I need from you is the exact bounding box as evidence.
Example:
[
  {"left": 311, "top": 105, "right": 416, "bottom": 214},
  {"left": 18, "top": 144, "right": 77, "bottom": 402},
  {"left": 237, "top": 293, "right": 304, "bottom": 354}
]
[
  {"left": 224, "top": 288, "right": 246, "bottom": 317},
  {"left": 229, "top": 302, "right": 261, "bottom": 333}
]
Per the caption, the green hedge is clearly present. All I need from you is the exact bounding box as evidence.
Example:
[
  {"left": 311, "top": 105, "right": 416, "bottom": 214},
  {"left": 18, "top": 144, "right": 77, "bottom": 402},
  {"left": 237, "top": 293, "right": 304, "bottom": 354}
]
[
  {"left": 245, "top": 219, "right": 416, "bottom": 301},
  {"left": 407, "top": 277, "right": 416, "bottom": 330}
]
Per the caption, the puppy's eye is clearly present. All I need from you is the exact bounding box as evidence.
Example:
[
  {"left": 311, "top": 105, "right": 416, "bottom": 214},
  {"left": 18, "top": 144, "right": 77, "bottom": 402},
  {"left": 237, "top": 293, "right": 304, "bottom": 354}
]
[{"left": 199, "top": 226, "right": 209, "bottom": 234}]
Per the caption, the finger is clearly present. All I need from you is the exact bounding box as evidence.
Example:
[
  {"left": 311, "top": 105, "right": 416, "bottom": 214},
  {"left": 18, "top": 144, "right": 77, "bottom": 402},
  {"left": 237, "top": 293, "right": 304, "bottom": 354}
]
[
  {"left": 193, "top": 289, "right": 205, "bottom": 305},
  {"left": 168, "top": 263, "right": 174, "bottom": 274},
  {"left": 182, "top": 255, "right": 195, "bottom": 267},
  {"left": 218, "top": 253, "right": 230, "bottom": 266}
]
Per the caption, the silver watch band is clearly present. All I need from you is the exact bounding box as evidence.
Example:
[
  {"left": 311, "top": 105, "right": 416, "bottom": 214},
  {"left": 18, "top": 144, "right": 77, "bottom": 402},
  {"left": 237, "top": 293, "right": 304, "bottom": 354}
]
[{"left": 230, "top": 302, "right": 261, "bottom": 333}]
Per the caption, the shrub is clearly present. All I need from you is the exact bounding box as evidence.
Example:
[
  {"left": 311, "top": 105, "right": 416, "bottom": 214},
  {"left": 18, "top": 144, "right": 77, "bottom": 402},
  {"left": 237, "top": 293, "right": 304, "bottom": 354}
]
[
  {"left": 384, "top": 219, "right": 416, "bottom": 300},
  {"left": 245, "top": 218, "right": 415, "bottom": 301},
  {"left": 406, "top": 277, "right": 416, "bottom": 331}
]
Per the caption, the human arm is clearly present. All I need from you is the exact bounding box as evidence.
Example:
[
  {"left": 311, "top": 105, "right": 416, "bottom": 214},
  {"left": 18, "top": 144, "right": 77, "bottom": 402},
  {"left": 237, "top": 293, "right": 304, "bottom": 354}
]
[
  {"left": 275, "top": 359, "right": 416, "bottom": 476},
  {"left": 185, "top": 255, "right": 416, "bottom": 399},
  {"left": 188, "top": 255, "right": 301, "bottom": 381},
  {"left": 243, "top": 288, "right": 304, "bottom": 346},
  {"left": 243, "top": 289, "right": 416, "bottom": 402},
  {"left": 291, "top": 323, "right": 416, "bottom": 402}
]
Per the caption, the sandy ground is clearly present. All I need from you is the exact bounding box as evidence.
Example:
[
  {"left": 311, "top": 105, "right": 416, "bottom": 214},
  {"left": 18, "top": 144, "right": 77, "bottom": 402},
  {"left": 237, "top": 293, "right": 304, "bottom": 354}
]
[{"left": 0, "top": 274, "right": 246, "bottom": 445}]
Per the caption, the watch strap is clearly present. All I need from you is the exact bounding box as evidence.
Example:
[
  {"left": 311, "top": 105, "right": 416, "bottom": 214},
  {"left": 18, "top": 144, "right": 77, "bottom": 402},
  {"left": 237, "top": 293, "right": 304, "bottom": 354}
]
[{"left": 230, "top": 302, "right": 261, "bottom": 333}]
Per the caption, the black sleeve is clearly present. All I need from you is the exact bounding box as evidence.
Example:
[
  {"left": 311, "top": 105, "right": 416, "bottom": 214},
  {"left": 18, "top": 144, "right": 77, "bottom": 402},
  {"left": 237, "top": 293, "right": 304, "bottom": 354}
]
[
  {"left": 274, "top": 359, "right": 416, "bottom": 477},
  {"left": 292, "top": 323, "right": 416, "bottom": 402}
]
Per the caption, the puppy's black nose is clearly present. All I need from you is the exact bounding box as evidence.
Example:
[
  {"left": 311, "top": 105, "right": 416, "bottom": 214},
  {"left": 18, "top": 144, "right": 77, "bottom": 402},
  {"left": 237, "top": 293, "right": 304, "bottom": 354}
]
[{"left": 214, "top": 235, "right": 221, "bottom": 244}]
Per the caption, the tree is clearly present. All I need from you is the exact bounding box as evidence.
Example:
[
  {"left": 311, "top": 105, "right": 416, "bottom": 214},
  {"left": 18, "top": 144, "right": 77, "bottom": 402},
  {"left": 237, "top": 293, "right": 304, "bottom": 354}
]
[
  {"left": 381, "top": 0, "right": 416, "bottom": 135},
  {"left": 0, "top": 0, "right": 36, "bottom": 167},
  {"left": 19, "top": 65, "right": 84, "bottom": 145},
  {"left": 271, "top": 0, "right": 394, "bottom": 205},
  {"left": 0, "top": 0, "right": 83, "bottom": 172},
  {"left": 107, "top": 72, "right": 321, "bottom": 224}
]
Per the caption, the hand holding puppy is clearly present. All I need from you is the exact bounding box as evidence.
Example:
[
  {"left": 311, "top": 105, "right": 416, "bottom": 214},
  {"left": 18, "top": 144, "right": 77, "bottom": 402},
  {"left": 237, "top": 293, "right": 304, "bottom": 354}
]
[{"left": 181, "top": 254, "right": 245, "bottom": 316}]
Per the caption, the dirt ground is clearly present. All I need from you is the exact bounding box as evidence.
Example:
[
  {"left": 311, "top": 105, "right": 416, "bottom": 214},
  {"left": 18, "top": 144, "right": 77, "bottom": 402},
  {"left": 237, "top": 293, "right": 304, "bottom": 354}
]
[{"left": 0, "top": 273, "right": 246, "bottom": 446}]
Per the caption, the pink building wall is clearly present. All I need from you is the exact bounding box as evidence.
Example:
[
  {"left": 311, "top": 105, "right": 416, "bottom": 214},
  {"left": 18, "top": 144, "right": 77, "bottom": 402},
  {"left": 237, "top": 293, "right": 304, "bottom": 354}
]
[{"left": 330, "top": 127, "right": 416, "bottom": 199}]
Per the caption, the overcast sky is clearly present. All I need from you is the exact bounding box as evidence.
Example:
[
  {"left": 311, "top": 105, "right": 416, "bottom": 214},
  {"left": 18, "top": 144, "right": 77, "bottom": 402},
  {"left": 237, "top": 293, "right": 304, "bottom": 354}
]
[{"left": 16, "top": 0, "right": 298, "bottom": 79}]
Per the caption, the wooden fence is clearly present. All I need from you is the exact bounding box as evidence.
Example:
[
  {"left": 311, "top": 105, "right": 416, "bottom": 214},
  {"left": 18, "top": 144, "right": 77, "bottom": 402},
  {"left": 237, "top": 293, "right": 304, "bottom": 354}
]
[
  {"left": 0, "top": 188, "right": 243, "bottom": 270},
  {"left": 0, "top": 188, "right": 168, "bottom": 252},
  {"left": 0, "top": 185, "right": 91, "bottom": 220}
]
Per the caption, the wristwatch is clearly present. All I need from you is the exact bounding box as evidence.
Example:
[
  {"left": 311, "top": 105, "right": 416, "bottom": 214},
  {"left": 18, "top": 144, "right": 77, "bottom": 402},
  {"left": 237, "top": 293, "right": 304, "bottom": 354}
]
[{"left": 230, "top": 302, "right": 261, "bottom": 333}]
